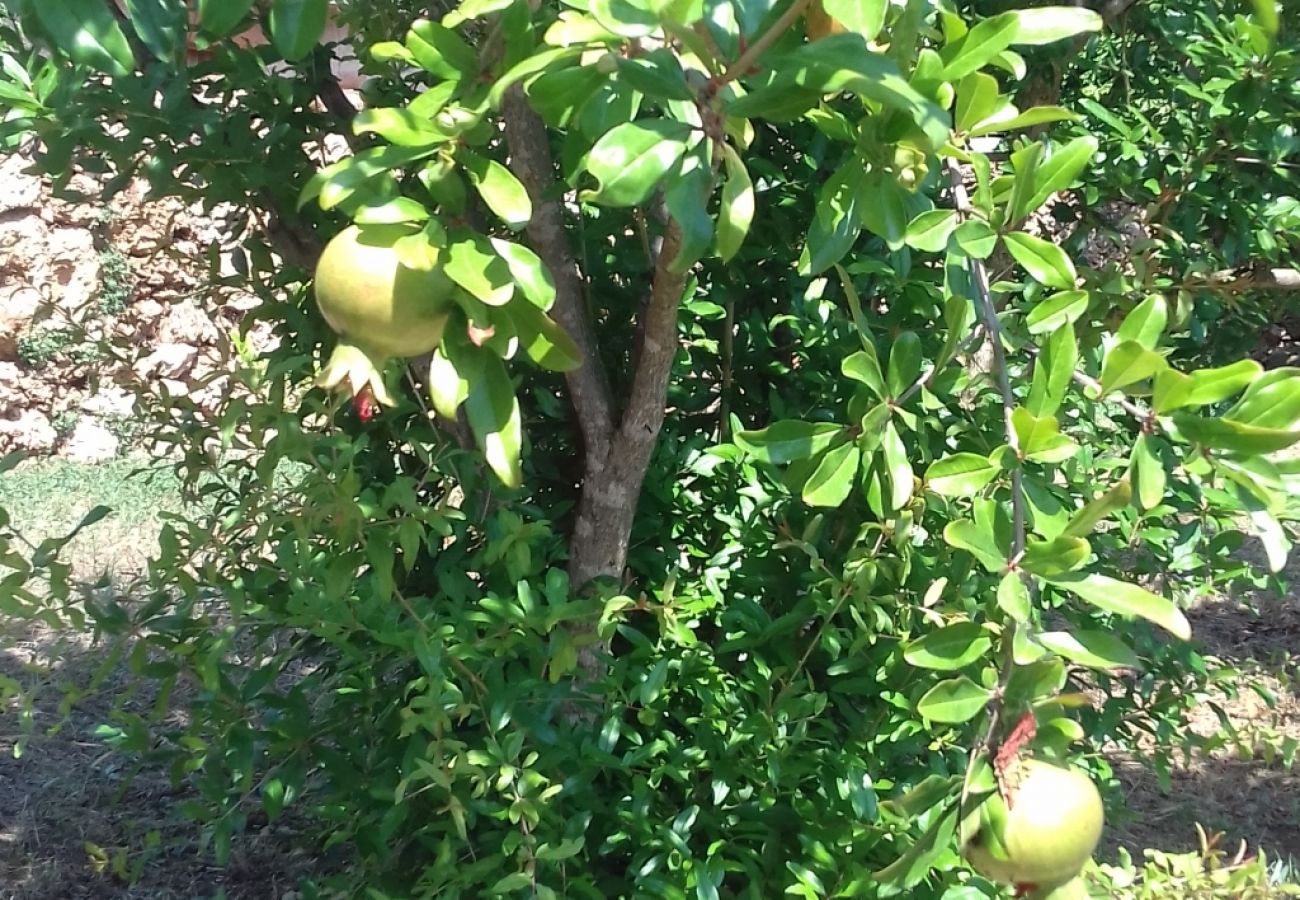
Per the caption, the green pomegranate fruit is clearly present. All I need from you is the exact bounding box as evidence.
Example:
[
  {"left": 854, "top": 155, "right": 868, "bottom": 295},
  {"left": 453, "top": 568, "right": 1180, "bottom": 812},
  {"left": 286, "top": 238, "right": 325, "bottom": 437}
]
[
  {"left": 961, "top": 759, "right": 1104, "bottom": 891},
  {"left": 314, "top": 224, "right": 456, "bottom": 410}
]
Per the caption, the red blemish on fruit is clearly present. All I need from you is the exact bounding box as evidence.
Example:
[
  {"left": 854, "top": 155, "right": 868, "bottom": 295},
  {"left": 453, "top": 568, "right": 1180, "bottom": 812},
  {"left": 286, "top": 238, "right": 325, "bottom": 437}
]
[{"left": 354, "top": 385, "right": 378, "bottom": 422}]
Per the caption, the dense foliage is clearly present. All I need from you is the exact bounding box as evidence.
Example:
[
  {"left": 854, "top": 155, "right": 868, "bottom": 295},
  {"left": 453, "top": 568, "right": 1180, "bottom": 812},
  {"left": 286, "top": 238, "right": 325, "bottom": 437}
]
[{"left": 1, "top": 0, "right": 1297, "bottom": 897}]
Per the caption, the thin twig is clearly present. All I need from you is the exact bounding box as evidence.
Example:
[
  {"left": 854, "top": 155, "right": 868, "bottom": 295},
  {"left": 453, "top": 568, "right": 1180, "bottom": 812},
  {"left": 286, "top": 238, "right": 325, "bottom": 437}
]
[
  {"left": 721, "top": 0, "right": 814, "bottom": 83},
  {"left": 945, "top": 159, "right": 1025, "bottom": 560}
]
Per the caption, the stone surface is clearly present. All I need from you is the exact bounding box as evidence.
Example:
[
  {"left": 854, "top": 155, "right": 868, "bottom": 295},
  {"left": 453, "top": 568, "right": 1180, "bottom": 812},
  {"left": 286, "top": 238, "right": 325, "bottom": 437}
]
[
  {"left": 0, "top": 409, "right": 57, "bottom": 452},
  {"left": 62, "top": 417, "right": 120, "bottom": 464},
  {"left": 133, "top": 343, "right": 199, "bottom": 381}
]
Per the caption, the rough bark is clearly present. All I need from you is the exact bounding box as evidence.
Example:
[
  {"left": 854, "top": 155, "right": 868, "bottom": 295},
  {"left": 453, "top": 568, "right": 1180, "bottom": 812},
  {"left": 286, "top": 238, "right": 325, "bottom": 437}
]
[{"left": 502, "top": 88, "right": 691, "bottom": 591}]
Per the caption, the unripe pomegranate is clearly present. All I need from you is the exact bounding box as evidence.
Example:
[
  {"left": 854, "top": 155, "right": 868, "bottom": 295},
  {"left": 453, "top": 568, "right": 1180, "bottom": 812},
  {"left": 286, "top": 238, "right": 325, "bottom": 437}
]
[
  {"left": 313, "top": 224, "right": 456, "bottom": 410},
  {"left": 961, "top": 759, "right": 1104, "bottom": 891}
]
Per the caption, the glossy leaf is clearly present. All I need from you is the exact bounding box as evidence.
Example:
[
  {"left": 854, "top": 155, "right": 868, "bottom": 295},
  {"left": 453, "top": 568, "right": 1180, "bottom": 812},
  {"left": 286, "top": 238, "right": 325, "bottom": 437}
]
[
  {"left": 925, "top": 453, "right": 998, "bottom": 497},
  {"left": 997, "top": 572, "right": 1031, "bottom": 622},
  {"left": 445, "top": 229, "right": 515, "bottom": 306},
  {"left": 1026, "top": 323, "right": 1078, "bottom": 418},
  {"left": 824, "top": 0, "right": 888, "bottom": 40},
  {"left": 1025, "top": 136, "right": 1098, "bottom": 213},
  {"left": 1171, "top": 414, "right": 1300, "bottom": 455},
  {"left": 800, "top": 162, "right": 863, "bottom": 275},
  {"left": 904, "top": 623, "right": 992, "bottom": 671},
  {"left": 490, "top": 238, "right": 556, "bottom": 310},
  {"left": 1047, "top": 573, "right": 1191, "bottom": 640},
  {"left": 406, "top": 18, "right": 477, "bottom": 79},
  {"left": 1026, "top": 290, "right": 1089, "bottom": 335},
  {"left": 507, "top": 302, "right": 582, "bottom": 372},
  {"left": 1003, "top": 232, "right": 1077, "bottom": 289},
  {"left": 198, "top": 0, "right": 257, "bottom": 36},
  {"left": 462, "top": 151, "right": 533, "bottom": 229},
  {"left": 842, "top": 347, "right": 885, "bottom": 398},
  {"left": 1116, "top": 294, "right": 1168, "bottom": 350},
  {"left": 953, "top": 220, "right": 997, "bottom": 258},
  {"left": 583, "top": 120, "right": 691, "bottom": 207},
  {"left": 1130, "top": 433, "right": 1166, "bottom": 511},
  {"left": 1010, "top": 7, "right": 1104, "bottom": 44},
  {"left": 1099, "top": 340, "right": 1164, "bottom": 394},
  {"left": 736, "top": 421, "right": 845, "bottom": 465},
  {"left": 916, "top": 676, "right": 993, "bottom": 723},
  {"left": 269, "top": 0, "right": 329, "bottom": 62},
  {"left": 34, "top": 0, "right": 134, "bottom": 77},
  {"left": 944, "top": 519, "right": 1007, "bottom": 573},
  {"left": 465, "top": 353, "right": 523, "bottom": 488},
  {"left": 123, "top": 0, "right": 185, "bottom": 64},
  {"left": 802, "top": 443, "right": 861, "bottom": 507},
  {"left": 1037, "top": 631, "right": 1142, "bottom": 671},
  {"left": 940, "top": 13, "right": 1018, "bottom": 80},
  {"left": 904, "top": 209, "right": 958, "bottom": 253},
  {"left": 1021, "top": 535, "right": 1090, "bottom": 577},
  {"left": 716, "top": 143, "right": 754, "bottom": 263},
  {"left": 882, "top": 422, "right": 913, "bottom": 511},
  {"left": 886, "top": 332, "right": 922, "bottom": 399}
]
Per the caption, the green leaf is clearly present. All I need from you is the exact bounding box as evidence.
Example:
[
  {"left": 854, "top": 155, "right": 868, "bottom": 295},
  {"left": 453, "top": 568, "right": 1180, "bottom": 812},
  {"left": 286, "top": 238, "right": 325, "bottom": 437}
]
[
  {"left": 589, "top": 0, "right": 658, "bottom": 37},
  {"left": 842, "top": 347, "right": 885, "bottom": 398},
  {"left": 969, "top": 105, "right": 1079, "bottom": 138},
  {"left": 1046, "top": 573, "right": 1191, "bottom": 640},
  {"left": 1010, "top": 7, "right": 1103, "bottom": 44},
  {"left": 904, "top": 623, "right": 992, "bottom": 671},
  {"left": 1099, "top": 340, "right": 1164, "bottom": 394},
  {"left": 506, "top": 302, "right": 582, "bottom": 372},
  {"left": 859, "top": 171, "right": 908, "bottom": 250},
  {"left": 462, "top": 151, "right": 533, "bottom": 229},
  {"left": 663, "top": 150, "right": 714, "bottom": 272},
  {"left": 716, "top": 143, "right": 755, "bottom": 262},
  {"left": 917, "top": 676, "right": 993, "bottom": 723},
  {"left": 904, "top": 209, "right": 958, "bottom": 253},
  {"left": 953, "top": 220, "right": 997, "bottom": 258},
  {"left": 1116, "top": 294, "right": 1167, "bottom": 350},
  {"left": 352, "top": 196, "right": 432, "bottom": 225},
  {"left": 1227, "top": 368, "right": 1300, "bottom": 430},
  {"left": 582, "top": 120, "right": 691, "bottom": 207},
  {"left": 1026, "top": 290, "right": 1089, "bottom": 335},
  {"left": 1170, "top": 414, "right": 1300, "bottom": 456},
  {"left": 882, "top": 422, "right": 913, "bottom": 511},
  {"left": 802, "top": 443, "right": 861, "bottom": 507},
  {"left": 1038, "top": 630, "right": 1142, "bottom": 671},
  {"left": 445, "top": 228, "right": 515, "bottom": 306},
  {"left": 614, "top": 50, "right": 693, "bottom": 101},
  {"left": 352, "top": 108, "right": 445, "bottom": 147},
  {"left": 1025, "top": 136, "right": 1098, "bottom": 214},
  {"left": 1021, "top": 535, "right": 1090, "bottom": 577},
  {"left": 1179, "top": 360, "right": 1262, "bottom": 409},
  {"left": 1003, "top": 232, "right": 1077, "bottom": 289},
  {"left": 799, "top": 162, "right": 863, "bottom": 275},
  {"left": 940, "top": 13, "right": 1019, "bottom": 81},
  {"left": 198, "top": 0, "right": 257, "bottom": 36},
  {"left": 269, "top": 0, "right": 329, "bottom": 62},
  {"left": 997, "top": 572, "right": 1031, "bottom": 623},
  {"left": 300, "top": 145, "right": 440, "bottom": 212},
  {"left": 955, "top": 72, "right": 1002, "bottom": 135},
  {"left": 123, "top": 0, "right": 185, "bottom": 64},
  {"left": 872, "top": 807, "right": 958, "bottom": 888},
  {"left": 1026, "top": 323, "right": 1078, "bottom": 418},
  {"left": 925, "top": 453, "right": 998, "bottom": 497},
  {"left": 406, "top": 18, "right": 477, "bottom": 79},
  {"left": 886, "top": 332, "right": 922, "bottom": 399},
  {"left": 34, "top": 0, "right": 135, "bottom": 77},
  {"left": 1006, "top": 142, "right": 1044, "bottom": 226},
  {"left": 1012, "top": 407, "right": 1059, "bottom": 457},
  {"left": 1062, "top": 480, "right": 1131, "bottom": 538},
  {"left": 1130, "top": 433, "right": 1166, "bottom": 511},
  {"left": 466, "top": 353, "right": 523, "bottom": 488},
  {"left": 736, "top": 421, "right": 845, "bottom": 465},
  {"left": 944, "top": 519, "right": 1007, "bottom": 573},
  {"left": 824, "top": 0, "right": 888, "bottom": 41},
  {"left": 489, "top": 238, "right": 556, "bottom": 310},
  {"left": 427, "top": 345, "right": 472, "bottom": 419},
  {"left": 734, "top": 37, "right": 949, "bottom": 149}
]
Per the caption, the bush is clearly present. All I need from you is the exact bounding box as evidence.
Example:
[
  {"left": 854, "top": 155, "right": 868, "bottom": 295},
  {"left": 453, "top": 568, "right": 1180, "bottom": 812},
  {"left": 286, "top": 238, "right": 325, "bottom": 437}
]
[{"left": 2, "top": 0, "right": 1298, "bottom": 896}]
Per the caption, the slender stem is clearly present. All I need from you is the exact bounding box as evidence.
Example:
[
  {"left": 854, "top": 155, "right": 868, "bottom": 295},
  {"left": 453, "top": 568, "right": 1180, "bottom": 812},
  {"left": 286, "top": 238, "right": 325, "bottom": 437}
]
[
  {"left": 721, "top": 0, "right": 814, "bottom": 83},
  {"left": 946, "top": 159, "right": 1025, "bottom": 560}
]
